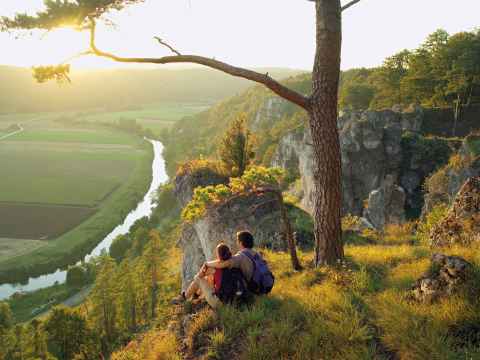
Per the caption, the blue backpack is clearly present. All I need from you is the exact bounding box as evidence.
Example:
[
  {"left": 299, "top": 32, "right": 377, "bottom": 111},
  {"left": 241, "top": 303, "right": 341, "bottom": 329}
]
[{"left": 241, "top": 250, "right": 275, "bottom": 294}]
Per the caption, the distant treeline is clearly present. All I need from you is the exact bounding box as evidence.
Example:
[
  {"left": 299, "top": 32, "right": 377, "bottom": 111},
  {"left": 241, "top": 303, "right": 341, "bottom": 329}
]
[
  {"left": 0, "top": 67, "right": 303, "bottom": 113},
  {"left": 339, "top": 29, "right": 480, "bottom": 111}
]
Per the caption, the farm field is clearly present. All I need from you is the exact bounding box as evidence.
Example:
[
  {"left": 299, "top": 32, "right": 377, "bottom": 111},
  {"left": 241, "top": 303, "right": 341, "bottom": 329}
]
[
  {"left": 0, "top": 115, "right": 148, "bottom": 271},
  {"left": 0, "top": 101, "right": 208, "bottom": 280},
  {"left": 77, "top": 101, "right": 210, "bottom": 134}
]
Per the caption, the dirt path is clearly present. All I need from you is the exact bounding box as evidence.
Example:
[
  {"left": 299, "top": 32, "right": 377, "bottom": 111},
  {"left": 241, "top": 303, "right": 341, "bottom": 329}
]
[
  {"left": 0, "top": 124, "right": 24, "bottom": 140},
  {"left": 31, "top": 285, "right": 93, "bottom": 322},
  {"left": 62, "top": 285, "right": 93, "bottom": 307}
]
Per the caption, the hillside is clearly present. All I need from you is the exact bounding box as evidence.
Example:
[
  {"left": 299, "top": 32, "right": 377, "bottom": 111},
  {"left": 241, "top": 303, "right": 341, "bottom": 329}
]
[{"left": 0, "top": 66, "right": 304, "bottom": 113}]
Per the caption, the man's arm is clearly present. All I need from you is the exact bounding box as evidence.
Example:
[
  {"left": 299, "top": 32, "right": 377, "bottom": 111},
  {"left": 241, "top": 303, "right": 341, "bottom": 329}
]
[{"left": 205, "top": 259, "right": 233, "bottom": 269}]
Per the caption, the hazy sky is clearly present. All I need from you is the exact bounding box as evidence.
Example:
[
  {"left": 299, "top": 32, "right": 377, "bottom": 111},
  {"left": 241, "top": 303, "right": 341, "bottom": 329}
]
[{"left": 1, "top": 0, "right": 479, "bottom": 70}]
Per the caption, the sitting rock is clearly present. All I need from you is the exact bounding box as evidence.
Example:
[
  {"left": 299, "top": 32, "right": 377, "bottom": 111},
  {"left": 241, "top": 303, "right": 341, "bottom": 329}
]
[
  {"left": 409, "top": 254, "right": 472, "bottom": 304},
  {"left": 429, "top": 177, "right": 480, "bottom": 247}
]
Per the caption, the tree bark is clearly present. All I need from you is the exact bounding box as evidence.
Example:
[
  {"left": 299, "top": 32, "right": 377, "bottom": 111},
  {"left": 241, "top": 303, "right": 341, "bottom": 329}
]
[{"left": 310, "top": 0, "right": 344, "bottom": 266}]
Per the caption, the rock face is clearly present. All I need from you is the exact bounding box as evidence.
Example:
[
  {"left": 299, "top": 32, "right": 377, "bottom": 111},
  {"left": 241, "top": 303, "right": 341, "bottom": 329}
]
[
  {"left": 429, "top": 177, "right": 480, "bottom": 247},
  {"left": 272, "top": 108, "right": 425, "bottom": 228},
  {"left": 409, "top": 254, "right": 472, "bottom": 304},
  {"left": 271, "top": 128, "right": 314, "bottom": 212},
  {"left": 175, "top": 170, "right": 285, "bottom": 290},
  {"left": 251, "top": 97, "right": 290, "bottom": 132},
  {"left": 364, "top": 174, "right": 406, "bottom": 229}
]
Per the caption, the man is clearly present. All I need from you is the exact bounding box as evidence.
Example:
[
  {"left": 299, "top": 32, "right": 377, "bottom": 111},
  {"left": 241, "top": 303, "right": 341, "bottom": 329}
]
[{"left": 203, "top": 231, "right": 256, "bottom": 283}]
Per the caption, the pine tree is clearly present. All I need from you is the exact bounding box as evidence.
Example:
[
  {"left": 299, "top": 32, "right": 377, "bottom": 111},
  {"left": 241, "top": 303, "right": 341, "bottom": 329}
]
[
  {"left": 218, "top": 113, "right": 255, "bottom": 177},
  {"left": 89, "top": 256, "right": 119, "bottom": 354}
]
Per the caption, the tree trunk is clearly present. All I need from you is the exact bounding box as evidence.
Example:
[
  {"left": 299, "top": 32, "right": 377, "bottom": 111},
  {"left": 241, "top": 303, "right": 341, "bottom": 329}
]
[
  {"left": 310, "top": 0, "right": 344, "bottom": 266},
  {"left": 275, "top": 191, "right": 302, "bottom": 271}
]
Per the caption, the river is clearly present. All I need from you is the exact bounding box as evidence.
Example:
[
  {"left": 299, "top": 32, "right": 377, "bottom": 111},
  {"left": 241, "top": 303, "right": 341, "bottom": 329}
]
[{"left": 0, "top": 140, "right": 168, "bottom": 300}]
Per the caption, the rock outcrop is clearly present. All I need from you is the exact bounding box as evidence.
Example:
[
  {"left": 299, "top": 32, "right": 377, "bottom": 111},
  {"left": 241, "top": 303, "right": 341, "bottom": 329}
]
[
  {"left": 273, "top": 108, "right": 426, "bottom": 228},
  {"left": 364, "top": 174, "right": 406, "bottom": 229},
  {"left": 429, "top": 177, "right": 480, "bottom": 247},
  {"left": 175, "top": 169, "right": 288, "bottom": 289},
  {"left": 409, "top": 254, "right": 472, "bottom": 304},
  {"left": 423, "top": 138, "right": 480, "bottom": 215}
]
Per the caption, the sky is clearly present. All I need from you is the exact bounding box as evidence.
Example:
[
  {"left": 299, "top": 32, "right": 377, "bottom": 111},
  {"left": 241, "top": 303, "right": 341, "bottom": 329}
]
[{"left": 0, "top": 0, "right": 479, "bottom": 71}]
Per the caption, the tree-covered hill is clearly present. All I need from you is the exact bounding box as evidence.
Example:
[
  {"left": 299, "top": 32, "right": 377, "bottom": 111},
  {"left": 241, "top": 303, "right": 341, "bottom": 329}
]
[{"left": 162, "top": 28, "right": 480, "bottom": 176}]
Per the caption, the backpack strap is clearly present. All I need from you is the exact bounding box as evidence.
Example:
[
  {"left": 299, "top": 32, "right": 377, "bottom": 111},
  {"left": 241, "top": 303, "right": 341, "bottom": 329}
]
[{"left": 240, "top": 249, "right": 257, "bottom": 273}]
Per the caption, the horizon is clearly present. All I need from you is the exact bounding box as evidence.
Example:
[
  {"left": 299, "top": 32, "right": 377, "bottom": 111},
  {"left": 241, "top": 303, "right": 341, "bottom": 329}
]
[{"left": 1, "top": 0, "right": 479, "bottom": 71}]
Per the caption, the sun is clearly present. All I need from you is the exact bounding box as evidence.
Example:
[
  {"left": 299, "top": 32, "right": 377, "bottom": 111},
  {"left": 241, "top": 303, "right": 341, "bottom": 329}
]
[{"left": 6, "top": 27, "right": 119, "bottom": 69}]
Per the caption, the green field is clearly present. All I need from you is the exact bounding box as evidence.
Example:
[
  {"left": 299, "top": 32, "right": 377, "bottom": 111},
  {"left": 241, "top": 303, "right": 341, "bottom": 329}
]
[
  {"left": 0, "top": 142, "right": 141, "bottom": 205},
  {"left": 78, "top": 102, "right": 210, "bottom": 133}
]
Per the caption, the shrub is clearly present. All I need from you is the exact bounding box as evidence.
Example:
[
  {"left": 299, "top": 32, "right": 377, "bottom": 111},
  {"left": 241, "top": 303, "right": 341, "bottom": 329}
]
[
  {"left": 181, "top": 166, "right": 284, "bottom": 222},
  {"left": 66, "top": 265, "right": 88, "bottom": 289},
  {"left": 109, "top": 234, "right": 132, "bottom": 263},
  {"left": 383, "top": 222, "right": 416, "bottom": 245},
  {"left": 417, "top": 204, "right": 449, "bottom": 245},
  {"left": 176, "top": 158, "right": 225, "bottom": 178},
  {"left": 341, "top": 214, "right": 362, "bottom": 232}
]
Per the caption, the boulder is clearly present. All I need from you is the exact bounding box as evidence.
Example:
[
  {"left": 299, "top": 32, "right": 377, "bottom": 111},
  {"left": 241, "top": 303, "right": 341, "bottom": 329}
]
[
  {"left": 429, "top": 177, "right": 480, "bottom": 247},
  {"left": 409, "top": 254, "right": 472, "bottom": 304}
]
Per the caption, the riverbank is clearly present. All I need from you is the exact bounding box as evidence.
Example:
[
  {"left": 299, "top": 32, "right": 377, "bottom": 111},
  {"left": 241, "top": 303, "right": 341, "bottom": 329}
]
[{"left": 0, "top": 140, "right": 154, "bottom": 285}]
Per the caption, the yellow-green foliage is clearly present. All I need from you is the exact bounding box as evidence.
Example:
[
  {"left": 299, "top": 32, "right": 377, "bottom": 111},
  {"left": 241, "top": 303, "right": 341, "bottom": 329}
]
[
  {"left": 383, "top": 222, "right": 416, "bottom": 245},
  {"left": 417, "top": 203, "right": 449, "bottom": 244},
  {"left": 181, "top": 166, "right": 284, "bottom": 222},
  {"left": 341, "top": 214, "right": 362, "bottom": 231},
  {"left": 176, "top": 158, "right": 225, "bottom": 178}
]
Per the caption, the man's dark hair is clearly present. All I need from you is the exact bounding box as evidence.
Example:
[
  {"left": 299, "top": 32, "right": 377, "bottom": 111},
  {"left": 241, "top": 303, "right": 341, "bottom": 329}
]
[{"left": 237, "top": 231, "right": 254, "bottom": 249}]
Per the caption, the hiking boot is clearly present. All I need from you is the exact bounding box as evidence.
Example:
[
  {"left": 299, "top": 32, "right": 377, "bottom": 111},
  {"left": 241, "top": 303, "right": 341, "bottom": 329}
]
[{"left": 170, "top": 292, "right": 186, "bottom": 305}]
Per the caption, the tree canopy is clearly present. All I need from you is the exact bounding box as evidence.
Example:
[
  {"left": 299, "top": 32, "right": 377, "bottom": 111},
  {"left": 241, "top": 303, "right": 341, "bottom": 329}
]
[{"left": 1, "top": 0, "right": 144, "bottom": 31}]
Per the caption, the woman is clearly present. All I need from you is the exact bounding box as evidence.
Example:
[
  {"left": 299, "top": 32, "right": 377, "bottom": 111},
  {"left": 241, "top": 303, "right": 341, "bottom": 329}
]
[{"left": 181, "top": 243, "right": 233, "bottom": 309}]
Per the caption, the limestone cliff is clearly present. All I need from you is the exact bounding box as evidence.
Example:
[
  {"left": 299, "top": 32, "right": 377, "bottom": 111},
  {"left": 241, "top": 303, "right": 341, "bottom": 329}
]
[{"left": 272, "top": 107, "right": 426, "bottom": 229}]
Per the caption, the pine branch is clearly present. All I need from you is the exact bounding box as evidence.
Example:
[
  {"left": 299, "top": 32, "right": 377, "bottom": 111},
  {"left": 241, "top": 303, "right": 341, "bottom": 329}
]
[
  {"left": 341, "top": 0, "right": 363, "bottom": 12},
  {"left": 87, "top": 19, "right": 310, "bottom": 110}
]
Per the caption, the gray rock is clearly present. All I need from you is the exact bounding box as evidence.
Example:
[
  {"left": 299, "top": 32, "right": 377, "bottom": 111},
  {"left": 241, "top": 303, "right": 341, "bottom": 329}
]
[
  {"left": 410, "top": 254, "right": 472, "bottom": 304},
  {"left": 365, "top": 175, "right": 406, "bottom": 229},
  {"left": 273, "top": 107, "right": 417, "bottom": 225}
]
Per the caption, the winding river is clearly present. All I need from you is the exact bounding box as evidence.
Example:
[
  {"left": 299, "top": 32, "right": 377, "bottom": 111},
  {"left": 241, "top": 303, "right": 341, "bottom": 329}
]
[{"left": 0, "top": 140, "right": 168, "bottom": 300}]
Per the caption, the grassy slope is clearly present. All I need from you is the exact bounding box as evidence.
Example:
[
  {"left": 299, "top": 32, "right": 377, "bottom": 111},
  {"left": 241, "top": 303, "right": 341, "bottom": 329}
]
[{"left": 113, "top": 235, "right": 480, "bottom": 360}]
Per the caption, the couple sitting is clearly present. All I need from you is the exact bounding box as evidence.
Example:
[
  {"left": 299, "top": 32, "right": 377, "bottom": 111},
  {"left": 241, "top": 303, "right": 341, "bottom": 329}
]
[{"left": 181, "top": 231, "right": 274, "bottom": 309}]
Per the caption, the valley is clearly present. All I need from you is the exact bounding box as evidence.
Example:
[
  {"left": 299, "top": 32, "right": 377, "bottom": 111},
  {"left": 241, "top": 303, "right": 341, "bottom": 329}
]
[{"left": 0, "top": 101, "right": 204, "bottom": 284}]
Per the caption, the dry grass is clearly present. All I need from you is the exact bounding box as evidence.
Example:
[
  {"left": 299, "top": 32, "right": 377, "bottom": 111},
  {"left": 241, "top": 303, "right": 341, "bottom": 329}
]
[{"left": 114, "top": 235, "right": 480, "bottom": 359}]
